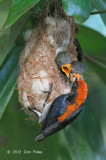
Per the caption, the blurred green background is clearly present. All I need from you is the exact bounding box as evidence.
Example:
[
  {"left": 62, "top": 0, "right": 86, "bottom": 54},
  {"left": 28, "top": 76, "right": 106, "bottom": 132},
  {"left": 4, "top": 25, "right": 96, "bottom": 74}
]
[{"left": 0, "top": 0, "right": 106, "bottom": 160}]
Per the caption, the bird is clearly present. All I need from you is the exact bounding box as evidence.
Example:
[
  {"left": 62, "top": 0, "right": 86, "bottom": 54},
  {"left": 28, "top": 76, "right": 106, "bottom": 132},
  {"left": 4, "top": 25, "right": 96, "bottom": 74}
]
[
  {"left": 55, "top": 51, "right": 72, "bottom": 77},
  {"left": 35, "top": 78, "right": 88, "bottom": 141}
]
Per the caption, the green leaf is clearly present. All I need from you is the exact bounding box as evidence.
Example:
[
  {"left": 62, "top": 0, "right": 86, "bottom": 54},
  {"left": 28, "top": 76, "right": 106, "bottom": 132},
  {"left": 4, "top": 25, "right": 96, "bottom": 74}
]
[
  {"left": 32, "top": 0, "right": 47, "bottom": 15},
  {"left": 0, "top": 45, "right": 23, "bottom": 119},
  {"left": 57, "top": 145, "right": 72, "bottom": 160},
  {"left": 77, "top": 25, "right": 106, "bottom": 82},
  {"left": 77, "top": 25, "right": 106, "bottom": 56},
  {"left": 91, "top": 0, "right": 106, "bottom": 26},
  {"left": 0, "top": 13, "right": 29, "bottom": 66},
  {"left": 0, "top": 0, "right": 12, "bottom": 31},
  {"left": 5, "top": 0, "right": 40, "bottom": 28},
  {"left": 85, "top": 56, "right": 106, "bottom": 83},
  {"left": 86, "top": 76, "right": 106, "bottom": 121},
  {"left": 86, "top": 76, "right": 106, "bottom": 144},
  {"left": 0, "top": 0, "right": 4, "bottom": 3},
  {"left": 62, "top": 0, "right": 91, "bottom": 23},
  {"left": 56, "top": 131, "right": 72, "bottom": 160},
  {"left": 64, "top": 102, "right": 106, "bottom": 160}
]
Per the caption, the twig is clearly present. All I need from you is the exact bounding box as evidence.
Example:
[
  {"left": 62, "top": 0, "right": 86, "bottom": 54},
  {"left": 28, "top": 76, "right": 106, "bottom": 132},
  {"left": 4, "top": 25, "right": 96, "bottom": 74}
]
[
  {"left": 91, "top": 10, "right": 106, "bottom": 15},
  {"left": 85, "top": 55, "right": 106, "bottom": 71}
]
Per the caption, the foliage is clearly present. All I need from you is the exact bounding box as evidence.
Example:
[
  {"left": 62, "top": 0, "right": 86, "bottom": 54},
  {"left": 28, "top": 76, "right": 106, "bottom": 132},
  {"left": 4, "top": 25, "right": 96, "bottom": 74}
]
[
  {"left": 0, "top": 45, "right": 23, "bottom": 119},
  {"left": 62, "top": 0, "right": 91, "bottom": 23},
  {"left": 91, "top": 0, "right": 106, "bottom": 26},
  {"left": 0, "top": 0, "right": 106, "bottom": 159}
]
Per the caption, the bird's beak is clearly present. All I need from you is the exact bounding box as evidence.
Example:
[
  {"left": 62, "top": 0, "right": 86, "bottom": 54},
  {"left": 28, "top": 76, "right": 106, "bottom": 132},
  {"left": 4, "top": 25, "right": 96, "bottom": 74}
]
[
  {"left": 62, "top": 64, "right": 72, "bottom": 78},
  {"left": 70, "top": 73, "right": 81, "bottom": 82}
]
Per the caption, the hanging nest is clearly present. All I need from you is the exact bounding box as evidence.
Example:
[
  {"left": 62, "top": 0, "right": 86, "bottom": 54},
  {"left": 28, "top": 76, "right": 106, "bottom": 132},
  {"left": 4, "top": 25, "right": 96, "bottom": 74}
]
[{"left": 17, "top": 0, "right": 79, "bottom": 119}]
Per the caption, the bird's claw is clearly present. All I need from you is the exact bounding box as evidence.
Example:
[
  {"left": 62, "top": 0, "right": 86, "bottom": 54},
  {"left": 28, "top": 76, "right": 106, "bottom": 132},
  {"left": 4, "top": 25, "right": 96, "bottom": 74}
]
[{"left": 42, "top": 82, "right": 53, "bottom": 107}]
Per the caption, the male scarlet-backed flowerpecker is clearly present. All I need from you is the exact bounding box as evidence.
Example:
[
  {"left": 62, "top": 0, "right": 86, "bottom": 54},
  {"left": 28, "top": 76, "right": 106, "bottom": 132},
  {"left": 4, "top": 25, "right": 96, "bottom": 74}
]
[{"left": 35, "top": 78, "right": 88, "bottom": 141}]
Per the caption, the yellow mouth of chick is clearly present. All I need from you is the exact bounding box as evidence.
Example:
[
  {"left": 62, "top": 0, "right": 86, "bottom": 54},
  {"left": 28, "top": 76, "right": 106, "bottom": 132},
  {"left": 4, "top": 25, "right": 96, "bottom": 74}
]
[
  {"left": 62, "top": 64, "right": 72, "bottom": 78},
  {"left": 71, "top": 73, "right": 81, "bottom": 82}
]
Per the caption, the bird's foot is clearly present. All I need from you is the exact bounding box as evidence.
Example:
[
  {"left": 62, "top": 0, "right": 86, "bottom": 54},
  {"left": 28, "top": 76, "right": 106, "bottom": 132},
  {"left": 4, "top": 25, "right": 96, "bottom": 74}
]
[{"left": 42, "top": 82, "right": 53, "bottom": 107}]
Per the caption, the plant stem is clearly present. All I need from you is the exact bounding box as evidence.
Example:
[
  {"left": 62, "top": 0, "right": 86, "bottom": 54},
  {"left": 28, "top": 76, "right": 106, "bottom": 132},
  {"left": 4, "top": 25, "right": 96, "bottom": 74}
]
[
  {"left": 85, "top": 55, "right": 106, "bottom": 71},
  {"left": 91, "top": 10, "right": 106, "bottom": 15}
]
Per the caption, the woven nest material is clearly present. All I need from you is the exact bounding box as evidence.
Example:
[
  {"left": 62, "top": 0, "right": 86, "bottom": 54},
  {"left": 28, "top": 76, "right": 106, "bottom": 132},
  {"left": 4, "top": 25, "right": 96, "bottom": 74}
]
[{"left": 17, "top": 5, "right": 79, "bottom": 118}]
